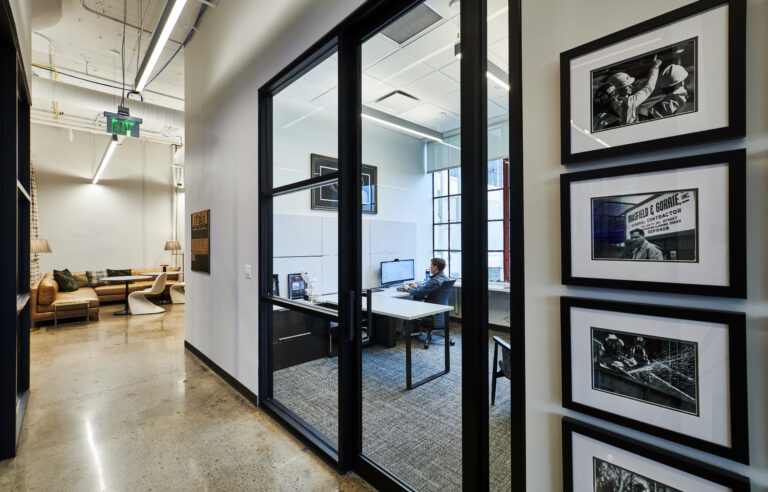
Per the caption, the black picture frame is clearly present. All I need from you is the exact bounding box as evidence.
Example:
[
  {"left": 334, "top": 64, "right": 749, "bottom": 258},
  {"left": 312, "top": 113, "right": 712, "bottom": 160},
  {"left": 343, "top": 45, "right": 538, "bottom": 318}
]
[
  {"left": 563, "top": 417, "right": 750, "bottom": 491},
  {"left": 310, "top": 153, "right": 377, "bottom": 214},
  {"left": 190, "top": 209, "right": 210, "bottom": 274},
  {"left": 561, "top": 150, "right": 746, "bottom": 297},
  {"left": 559, "top": 0, "right": 746, "bottom": 164},
  {"left": 561, "top": 297, "right": 748, "bottom": 464}
]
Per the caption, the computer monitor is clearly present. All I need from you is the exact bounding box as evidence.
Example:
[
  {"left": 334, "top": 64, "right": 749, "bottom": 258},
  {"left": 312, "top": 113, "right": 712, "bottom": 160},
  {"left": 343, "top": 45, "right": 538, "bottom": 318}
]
[{"left": 380, "top": 259, "right": 415, "bottom": 286}]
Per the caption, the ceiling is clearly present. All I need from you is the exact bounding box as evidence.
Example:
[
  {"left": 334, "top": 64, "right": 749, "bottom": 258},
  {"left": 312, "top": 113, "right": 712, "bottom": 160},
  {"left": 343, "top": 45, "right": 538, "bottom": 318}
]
[
  {"left": 278, "top": 0, "right": 511, "bottom": 136},
  {"left": 31, "top": 0, "right": 201, "bottom": 117}
]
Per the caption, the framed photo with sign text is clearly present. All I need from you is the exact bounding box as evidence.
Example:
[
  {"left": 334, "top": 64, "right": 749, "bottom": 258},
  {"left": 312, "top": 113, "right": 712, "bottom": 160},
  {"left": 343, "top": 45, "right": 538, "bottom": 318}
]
[
  {"left": 560, "top": 0, "right": 745, "bottom": 163},
  {"left": 563, "top": 418, "right": 750, "bottom": 492},
  {"left": 561, "top": 150, "right": 745, "bottom": 297},
  {"left": 561, "top": 297, "right": 748, "bottom": 463}
]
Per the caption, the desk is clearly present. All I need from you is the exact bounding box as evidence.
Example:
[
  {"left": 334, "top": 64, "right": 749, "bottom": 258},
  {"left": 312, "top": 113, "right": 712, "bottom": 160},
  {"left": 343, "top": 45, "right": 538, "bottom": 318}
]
[
  {"left": 102, "top": 275, "right": 151, "bottom": 315},
  {"left": 452, "top": 280, "right": 511, "bottom": 327},
  {"left": 315, "top": 291, "right": 454, "bottom": 389}
]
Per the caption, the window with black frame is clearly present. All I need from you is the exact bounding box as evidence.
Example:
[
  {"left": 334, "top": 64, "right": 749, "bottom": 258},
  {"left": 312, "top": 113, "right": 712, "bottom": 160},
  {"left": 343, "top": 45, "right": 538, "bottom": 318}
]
[{"left": 432, "top": 158, "right": 508, "bottom": 280}]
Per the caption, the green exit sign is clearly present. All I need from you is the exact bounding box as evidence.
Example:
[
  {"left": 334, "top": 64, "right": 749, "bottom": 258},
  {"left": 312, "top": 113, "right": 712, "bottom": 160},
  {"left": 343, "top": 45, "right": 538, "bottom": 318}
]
[{"left": 104, "top": 111, "right": 142, "bottom": 138}]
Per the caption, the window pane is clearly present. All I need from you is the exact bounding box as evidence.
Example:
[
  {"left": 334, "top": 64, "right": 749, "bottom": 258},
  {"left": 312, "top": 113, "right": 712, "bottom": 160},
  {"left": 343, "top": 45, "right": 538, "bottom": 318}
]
[
  {"left": 435, "top": 224, "right": 449, "bottom": 250},
  {"left": 434, "top": 170, "right": 449, "bottom": 197},
  {"left": 488, "top": 159, "right": 503, "bottom": 189},
  {"left": 450, "top": 223, "right": 462, "bottom": 250},
  {"left": 449, "top": 196, "right": 461, "bottom": 223},
  {"left": 488, "top": 252, "right": 504, "bottom": 281},
  {"left": 449, "top": 167, "right": 461, "bottom": 195},
  {"left": 488, "top": 221, "right": 504, "bottom": 251},
  {"left": 449, "top": 251, "right": 462, "bottom": 278},
  {"left": 434, "top": 197, "right": 449, "bottom": 224},
  {"left": 488, "top": 189, "right": 503, "bottom": 220}
]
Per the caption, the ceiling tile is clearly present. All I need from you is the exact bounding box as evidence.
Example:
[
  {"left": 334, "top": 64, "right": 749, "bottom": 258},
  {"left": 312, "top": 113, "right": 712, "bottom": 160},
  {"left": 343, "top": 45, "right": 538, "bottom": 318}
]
[
  {"left": 362, "top": 34, "right": 399, "bottom": 69},
  {"left": 493, "top": 94, "right": 509, "bottom": 111},
  {"left": 365, "top": 49, "right": 434, "bottom": 87},
  {"left": 489, "top": 37, "right": 509, "bottom": 69},
  {"left": 439, "top": 60, "right": 461, "bottom": 82},
  {"left": 400, "top": 21, "right": 458, "bottom": 69},
  {"left": 362, "top": 74, "right": 396, "bottom": 104},
  {"left": 302, "top": 57, "right": 338, "bottom": 89},
  {"left": 398, "top": 102, "right": 449, "bottom": 126},
  {"left": 402, "top": 70, "right": 458, "bottom": 102},
  {"left": 278, "top": 77, "right": 328, "bottom": 104},
  {"left": 488, "top": 101, "right": 507, "bottom": 119},
  {"left": 431, "top": 90, "right": 460, "bottom": 115}
]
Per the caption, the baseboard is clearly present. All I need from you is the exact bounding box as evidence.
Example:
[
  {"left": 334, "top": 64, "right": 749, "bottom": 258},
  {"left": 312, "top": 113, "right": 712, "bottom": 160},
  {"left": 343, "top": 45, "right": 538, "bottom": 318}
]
[{"left": 184, "top": 341, "right": 259, "bottom": 408}]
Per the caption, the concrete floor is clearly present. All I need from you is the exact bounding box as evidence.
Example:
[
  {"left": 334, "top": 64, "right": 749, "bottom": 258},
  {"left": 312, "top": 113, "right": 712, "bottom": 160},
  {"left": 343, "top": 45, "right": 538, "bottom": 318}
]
[{"left": 0, "top": 302, "right": 373, "bottom": 491}]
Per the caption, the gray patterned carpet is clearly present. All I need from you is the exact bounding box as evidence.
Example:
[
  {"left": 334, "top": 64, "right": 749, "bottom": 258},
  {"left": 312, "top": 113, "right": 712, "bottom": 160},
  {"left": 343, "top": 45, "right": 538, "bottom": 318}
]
[{"left": 273, "top": 323, "right": 512, "bottom": 492}]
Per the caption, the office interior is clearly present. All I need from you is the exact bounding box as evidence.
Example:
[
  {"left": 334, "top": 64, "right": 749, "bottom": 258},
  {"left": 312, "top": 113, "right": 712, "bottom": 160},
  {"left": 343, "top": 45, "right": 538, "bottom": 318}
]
[{"left": 3, "top": 0, "right": 767, "bottom": 491}]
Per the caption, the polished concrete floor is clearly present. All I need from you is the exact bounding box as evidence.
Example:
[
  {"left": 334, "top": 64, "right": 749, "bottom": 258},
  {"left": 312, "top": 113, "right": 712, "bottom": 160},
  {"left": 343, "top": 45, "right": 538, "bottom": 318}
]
[{"left": 0, "top": 303, "right": 373, "bottom": 491}]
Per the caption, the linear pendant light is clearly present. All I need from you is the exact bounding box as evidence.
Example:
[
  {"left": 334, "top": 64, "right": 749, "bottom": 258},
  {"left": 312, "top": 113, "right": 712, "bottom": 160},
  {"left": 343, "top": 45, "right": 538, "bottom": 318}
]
[
  {"left": 134, "top": 0, "right": 188, "bottom": 93},
  {"left": 93, "top": 134, "right": 119, "bottom": 184}
]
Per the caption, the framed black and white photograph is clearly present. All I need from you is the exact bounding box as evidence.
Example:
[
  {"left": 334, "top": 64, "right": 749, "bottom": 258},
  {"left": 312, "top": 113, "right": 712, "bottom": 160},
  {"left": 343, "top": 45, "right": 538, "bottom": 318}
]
[
  {"left": 561, "top": 297, "right": 748, "bottom": 463},
  {"left": 561, "top": 150, "right": 746, "bottom": 297},
  {"left": 563, "top": 417, "right": 750, "bottom": 492},
  {"left": 560, "top": 0, "right": 745, "bottom": 163},
  {"left": 310, "top": 153, "right": 377, "bottom": 214}
]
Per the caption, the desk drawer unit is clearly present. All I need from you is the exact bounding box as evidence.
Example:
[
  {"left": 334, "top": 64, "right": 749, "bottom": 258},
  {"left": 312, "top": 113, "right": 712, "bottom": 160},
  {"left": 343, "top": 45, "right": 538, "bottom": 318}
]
[{"left": 272, "top": 309, "right": 328, "bottom": 371}]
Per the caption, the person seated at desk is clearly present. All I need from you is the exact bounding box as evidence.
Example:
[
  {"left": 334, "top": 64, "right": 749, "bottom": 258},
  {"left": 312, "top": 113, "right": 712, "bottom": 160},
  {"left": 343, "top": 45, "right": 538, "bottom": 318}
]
[{"left": 402, "top": 258, "right": 448, "bottom": 301}]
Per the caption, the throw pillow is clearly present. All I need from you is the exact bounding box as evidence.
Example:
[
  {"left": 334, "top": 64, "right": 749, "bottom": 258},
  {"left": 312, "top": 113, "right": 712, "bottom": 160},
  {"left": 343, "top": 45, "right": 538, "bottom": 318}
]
[
  {"left": 107, "top": 268, "right": 131, "bottom": 278},
  {"left": 73, "top": 272, "right": 89, "bottom": 288},
  {"left": 37, "top": 276, "right": 58, "bottom": 305},
  {"left": 53, "top": 269, "right": 79, "bottom": 292},
  {"left": 86, "top": 270, "right": 108, "bottom": 287}
]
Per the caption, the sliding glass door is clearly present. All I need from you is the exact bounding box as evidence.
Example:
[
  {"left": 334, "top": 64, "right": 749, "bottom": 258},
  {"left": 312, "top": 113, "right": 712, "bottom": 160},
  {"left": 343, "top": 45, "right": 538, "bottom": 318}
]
[{"left": 259, "top": 0, "right": 523, "bottom": 489}]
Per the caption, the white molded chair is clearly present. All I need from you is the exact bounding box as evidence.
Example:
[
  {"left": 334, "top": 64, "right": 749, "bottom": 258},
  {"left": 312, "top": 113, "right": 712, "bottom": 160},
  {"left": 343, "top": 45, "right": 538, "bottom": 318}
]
[
  {"left": 170, "top": 282, "right": 185, "bottom": 304},
  {"left": 128, "top": 273, "right": 167, "bottom": 315}
]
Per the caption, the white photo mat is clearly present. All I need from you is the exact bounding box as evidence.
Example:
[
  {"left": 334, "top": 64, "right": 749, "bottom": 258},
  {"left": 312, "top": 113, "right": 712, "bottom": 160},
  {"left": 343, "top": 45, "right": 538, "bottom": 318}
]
[
  {"left": 570, "top": 306, "right": 731, "bottom": 447},
  {"left": 571, "top": 432, "right": 730, "bottom": 492},
  {"left": 569, "top": 4, "right": 729, "bottom": 155},
  {"left": 569, "top": 162, "right": 729, "bottom": 286}
]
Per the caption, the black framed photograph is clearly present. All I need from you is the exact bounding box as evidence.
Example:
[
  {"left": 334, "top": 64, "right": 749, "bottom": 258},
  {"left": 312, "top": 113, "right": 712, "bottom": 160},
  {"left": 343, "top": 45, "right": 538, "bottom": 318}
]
[
  {"left": 561, "top": 297, "right": 748, "bottom": 464},
  {"left": 560, "top": 0, "right": 745, "bottom": 163},
  {"left": 563, "top": 417, "right": 750, "bottom": 491},
  {"left": 561, "top": 150, "right": 746, "bottom": 297},
  {"left": 310, "top": 153, "right": 377, "bottom": 214}
]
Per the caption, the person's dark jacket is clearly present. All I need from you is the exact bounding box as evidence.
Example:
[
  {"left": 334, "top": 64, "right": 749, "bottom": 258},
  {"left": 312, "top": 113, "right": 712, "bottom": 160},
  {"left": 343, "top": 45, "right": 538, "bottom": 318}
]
[{"left": 408, "top": 271, "right": 449, "bottom": 302}]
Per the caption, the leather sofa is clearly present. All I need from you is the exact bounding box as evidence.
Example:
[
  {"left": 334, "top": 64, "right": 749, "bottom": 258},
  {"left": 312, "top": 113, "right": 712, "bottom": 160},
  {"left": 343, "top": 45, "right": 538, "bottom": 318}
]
[{"left": 31, "top": 268, "right": 181, "bottom": 326}]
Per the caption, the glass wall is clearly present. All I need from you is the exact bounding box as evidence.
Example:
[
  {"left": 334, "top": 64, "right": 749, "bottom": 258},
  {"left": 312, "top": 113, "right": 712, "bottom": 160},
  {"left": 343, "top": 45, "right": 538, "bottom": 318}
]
[
  {"left": 487, "top": 0, "right": 512, "bottom": 489},
  {"left": 268, "top": 54, "right": 340, "bottom": 450},
  {"left": 360, "top": 1, "right": 463, "bottom": 489}
]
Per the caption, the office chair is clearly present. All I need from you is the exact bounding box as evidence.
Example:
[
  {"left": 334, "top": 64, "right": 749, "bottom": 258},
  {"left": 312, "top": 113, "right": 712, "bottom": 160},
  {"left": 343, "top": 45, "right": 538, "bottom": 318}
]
[
  {"left": 491, "top": 336, "right": 511, "bottom": 405},
  {"left": 414, "top": 278, "right": 456, "bottom": 350}
]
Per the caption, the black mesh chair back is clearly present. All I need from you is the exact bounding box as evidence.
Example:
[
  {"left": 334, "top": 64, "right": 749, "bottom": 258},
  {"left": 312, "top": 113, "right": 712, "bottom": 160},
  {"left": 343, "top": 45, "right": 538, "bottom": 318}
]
[{"left": 419, "top": 278, "right": 456, "bottom": 348}]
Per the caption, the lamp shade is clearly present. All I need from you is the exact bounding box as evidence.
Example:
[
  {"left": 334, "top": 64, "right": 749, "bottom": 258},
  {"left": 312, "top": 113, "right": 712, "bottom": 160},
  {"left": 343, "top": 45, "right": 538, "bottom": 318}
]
[
  {"left": 31, "top": 238, "right": 52, "bottom": 254},
  {"left": 164, "top": 240, "right": 182, "bottom": 251}
]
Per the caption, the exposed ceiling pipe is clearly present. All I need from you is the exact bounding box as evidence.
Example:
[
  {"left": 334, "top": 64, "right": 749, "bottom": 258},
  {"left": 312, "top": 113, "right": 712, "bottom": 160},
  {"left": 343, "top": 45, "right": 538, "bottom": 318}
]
[{"left": 32, "top": 77, "right": 184, "bottom": 137}]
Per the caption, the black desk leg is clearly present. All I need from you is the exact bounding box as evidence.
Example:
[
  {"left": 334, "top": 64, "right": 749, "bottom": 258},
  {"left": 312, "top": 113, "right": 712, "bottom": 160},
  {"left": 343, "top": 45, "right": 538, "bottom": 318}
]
[
  {"left": 405, "top": 320, "right": 412, "bottom": 389},
  {"left": 114, "top": 282, "right": 131, "bottom": 315},
  {"left": 405, "top": 319, "right": 450, "bottom": 390}
]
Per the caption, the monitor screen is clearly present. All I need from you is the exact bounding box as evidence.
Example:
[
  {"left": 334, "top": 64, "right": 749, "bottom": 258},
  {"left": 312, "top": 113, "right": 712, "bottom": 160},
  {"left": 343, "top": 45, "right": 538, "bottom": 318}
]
[{"left": 380, "top": 259, "right": 415, "bottom": 285}]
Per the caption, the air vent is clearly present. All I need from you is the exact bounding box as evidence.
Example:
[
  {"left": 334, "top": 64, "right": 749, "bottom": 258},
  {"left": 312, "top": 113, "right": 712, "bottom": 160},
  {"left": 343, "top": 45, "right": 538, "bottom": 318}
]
[
  {"left": 380, "top": 4, "right": 443, "bottom": 45},
  {"left": 373, "top": 90, "right": 420, "bottom": 114}
]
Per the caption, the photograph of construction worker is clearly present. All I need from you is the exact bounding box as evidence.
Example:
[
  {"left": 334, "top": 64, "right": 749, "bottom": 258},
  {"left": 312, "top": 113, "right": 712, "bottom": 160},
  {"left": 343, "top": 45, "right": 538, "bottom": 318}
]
[
  {"left": 594, "top": 457, "right": 682, "bottom": 492},
  {"left": 590, "top": 37, "right": 697, "bottom": 133},
  {"left": 592, "top": 327, "right": 698, "bottom": 415}
]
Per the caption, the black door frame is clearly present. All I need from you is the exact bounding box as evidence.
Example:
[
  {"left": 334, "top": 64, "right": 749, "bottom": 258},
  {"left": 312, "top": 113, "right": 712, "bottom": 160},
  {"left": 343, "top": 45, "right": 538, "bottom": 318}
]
[{"left": 257, "top": 0, "right": 525, "bottom": 489}]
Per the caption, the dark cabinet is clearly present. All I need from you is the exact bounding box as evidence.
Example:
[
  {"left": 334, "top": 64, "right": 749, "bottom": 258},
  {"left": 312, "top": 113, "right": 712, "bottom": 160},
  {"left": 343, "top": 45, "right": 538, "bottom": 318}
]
[{"left": 272, "top": 309, "right": 329, "bottom": 371}]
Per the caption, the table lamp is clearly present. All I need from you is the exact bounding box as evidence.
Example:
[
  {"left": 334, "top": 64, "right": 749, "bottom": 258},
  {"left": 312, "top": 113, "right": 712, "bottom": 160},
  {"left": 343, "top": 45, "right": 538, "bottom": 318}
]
[
  {"left": 31, "top": 238, "right": 53, "bottom": 254},
  {"left": 164, "top": 240, "right": 183, "bottom": 276}
]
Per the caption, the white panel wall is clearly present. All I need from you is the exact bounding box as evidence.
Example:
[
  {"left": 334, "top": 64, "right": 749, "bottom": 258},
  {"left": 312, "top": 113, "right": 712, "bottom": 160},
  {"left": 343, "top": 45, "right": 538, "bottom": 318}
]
[{"left": 31, "top": 124, "right": 178, "bottom": 274}]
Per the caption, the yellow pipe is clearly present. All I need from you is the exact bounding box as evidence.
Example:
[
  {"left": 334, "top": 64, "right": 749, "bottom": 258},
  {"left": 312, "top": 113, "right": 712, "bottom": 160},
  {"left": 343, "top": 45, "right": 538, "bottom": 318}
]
[{"left": 33, "top": 63, "right": 61, "bottom": 120}]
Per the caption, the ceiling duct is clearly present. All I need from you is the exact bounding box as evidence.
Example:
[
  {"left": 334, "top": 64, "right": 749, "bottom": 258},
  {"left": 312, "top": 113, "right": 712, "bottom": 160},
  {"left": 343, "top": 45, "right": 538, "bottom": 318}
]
[
  {"left": 380, "top": 3, "right": 443, "bottom": 45},
  {"left": 373, "top": 90, "right": 420, "bottom": 114}
]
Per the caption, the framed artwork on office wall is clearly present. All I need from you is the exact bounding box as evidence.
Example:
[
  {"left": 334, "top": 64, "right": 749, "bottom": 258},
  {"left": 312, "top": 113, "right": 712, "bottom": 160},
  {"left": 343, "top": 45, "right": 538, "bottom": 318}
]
[
  {"left": 559, "top": 0, "right": 745, "bottom": 163},
  {"left": 310, "top": 154, "right": 377, "bottom": 214},
  {"left": 562, "top": 417, "right": 750, "bottom": 492},
  {"left": 561, "top": 297, "right": 748, "bottom": 464},
  {"left": 191, "top": 209, "right": 210, "bottom": 274},
  {"left": 561, "top": 150, "right": 746, "bottom": 297}
]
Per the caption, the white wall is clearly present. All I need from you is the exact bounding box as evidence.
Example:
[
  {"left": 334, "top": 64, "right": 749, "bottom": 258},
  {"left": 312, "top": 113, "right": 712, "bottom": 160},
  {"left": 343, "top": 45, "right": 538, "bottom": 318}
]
[
  {"left": 524, "top": 0, "right": 768, "bottom": 489},
  {"left": 31, "top": 124, "right": 180, "bottom": 274},
  {"left": 185, "top": 0, "right": 768, "bottom": 489}
]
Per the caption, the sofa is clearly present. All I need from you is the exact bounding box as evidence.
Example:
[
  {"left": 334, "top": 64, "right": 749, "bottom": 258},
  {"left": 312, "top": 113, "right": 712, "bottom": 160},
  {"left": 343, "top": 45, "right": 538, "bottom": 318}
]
[{"left": 31, "top": 268, "right": 181, "bottom": 326}]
